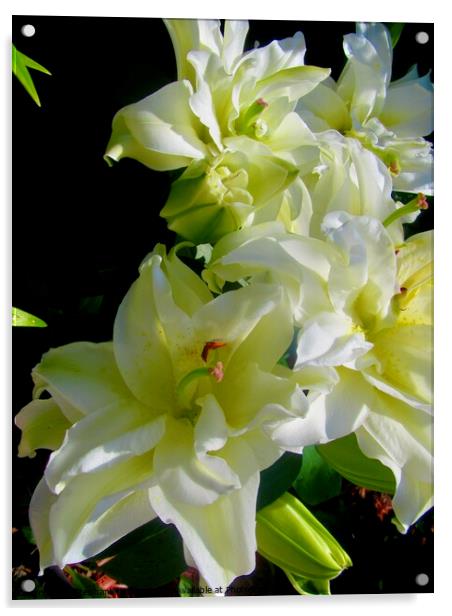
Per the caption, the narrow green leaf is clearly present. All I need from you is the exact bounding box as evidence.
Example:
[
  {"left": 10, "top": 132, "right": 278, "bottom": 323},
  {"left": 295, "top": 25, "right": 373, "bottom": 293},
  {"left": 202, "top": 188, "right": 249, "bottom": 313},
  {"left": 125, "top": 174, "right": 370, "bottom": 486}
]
[
  {"left": 256, "top": 451, "right": 302, "bottom": 511},
  {"left": 12, "top": 307, "right": 47, "bottom": 327},
  {"left": 93, "top": 519, "right": 186, "bottom": 589},
  {"left": 386, "top": 23, "right": 404, "bottom": 48},
  {"left": 12, "top": 44, "right": 51, "bottom": 107},
  {"left": 294, "top": 446, "right": 342, "bottom": 506}
]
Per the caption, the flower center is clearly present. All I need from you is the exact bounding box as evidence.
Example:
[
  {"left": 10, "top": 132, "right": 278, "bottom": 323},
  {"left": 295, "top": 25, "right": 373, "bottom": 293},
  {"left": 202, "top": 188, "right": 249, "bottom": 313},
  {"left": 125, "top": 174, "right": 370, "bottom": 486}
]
[{"left": 174, "top": 341, "right": 227, "bottom": 423}]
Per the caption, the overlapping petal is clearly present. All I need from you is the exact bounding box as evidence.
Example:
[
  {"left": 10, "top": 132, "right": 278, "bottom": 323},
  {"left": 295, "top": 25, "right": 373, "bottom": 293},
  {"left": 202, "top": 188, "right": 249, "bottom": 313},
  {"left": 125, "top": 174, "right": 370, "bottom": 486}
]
[{"left": 149, "top": 437, "right": 260, "bottom": 589}]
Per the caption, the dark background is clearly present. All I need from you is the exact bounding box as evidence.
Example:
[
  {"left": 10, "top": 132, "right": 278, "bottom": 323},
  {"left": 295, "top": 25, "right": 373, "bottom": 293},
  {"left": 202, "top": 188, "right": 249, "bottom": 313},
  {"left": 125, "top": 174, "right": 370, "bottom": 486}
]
[{"left": 12, "top": 16, "right": 433, "bottom": 598}]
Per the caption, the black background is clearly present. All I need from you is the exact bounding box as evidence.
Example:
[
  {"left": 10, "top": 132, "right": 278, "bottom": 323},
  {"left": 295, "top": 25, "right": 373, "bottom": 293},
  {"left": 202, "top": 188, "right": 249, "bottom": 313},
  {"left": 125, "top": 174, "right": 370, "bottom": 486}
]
[{"left": 12, "top": 16, "right": 433, "bottom": 597}]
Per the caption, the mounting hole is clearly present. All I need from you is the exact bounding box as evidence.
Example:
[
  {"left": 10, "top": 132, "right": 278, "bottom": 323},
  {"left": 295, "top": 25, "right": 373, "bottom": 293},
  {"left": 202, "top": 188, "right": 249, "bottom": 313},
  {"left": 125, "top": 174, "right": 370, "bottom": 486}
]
[
  {"left": 415, "top": 31, "right": 429, "bottom": 45},
  {"left": 21, "top": 579, "right": 36, "bottom": 592},
  {"left": 21, "top": 24, "right": 36, "bottom": 37},
  {"left": 415, "top": 573, "right": 429, "bottom": 586}
]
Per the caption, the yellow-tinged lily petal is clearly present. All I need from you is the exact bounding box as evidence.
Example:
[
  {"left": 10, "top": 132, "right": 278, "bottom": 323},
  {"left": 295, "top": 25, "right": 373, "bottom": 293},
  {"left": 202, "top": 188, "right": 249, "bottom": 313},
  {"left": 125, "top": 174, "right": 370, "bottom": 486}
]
[
  {"left": 153, "top": 414, "right": 240, "bottom": 507},
  {"left": 149, "top": 437, "right": 259, "bottom": 590},
  {"left": 47, "top": 452, "right": 156, "bottom": 567},
  {"left": 164, "top": 19, "right": 222, "bottom": 84},
  {"left": 355, "top": 389, "right": 433, "bottom": 532},
  {"left": 380, "top": 75, "right": 433, "bottom": 138},
  {"left": 296, "top": 79, "right": 350, "bottom": 133},
  {"left": 113, "top": 255, "right": 178, "bottom": 411},
  {"left": 33, "top": 342, "right": 134, "bottom": 416},
  {"left": 15, "top": 399, "right": 71, "bottom": 458},
  {"left": 105, "top": 80, "right": 208, "bottom": 171},
  {"left": 45, "top": 407, "right": 165, "bottom": 495}
]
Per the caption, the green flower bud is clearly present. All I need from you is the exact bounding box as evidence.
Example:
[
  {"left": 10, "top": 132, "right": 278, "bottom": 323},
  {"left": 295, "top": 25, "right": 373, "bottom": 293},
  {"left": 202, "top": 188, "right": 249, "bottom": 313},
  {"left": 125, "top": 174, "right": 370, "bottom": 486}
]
[
  {"left": 160, "top": 148, "right": 298, "bottom": 244},
  {"left": 256, "top": 492, "right": 352, "bottom": 594}
]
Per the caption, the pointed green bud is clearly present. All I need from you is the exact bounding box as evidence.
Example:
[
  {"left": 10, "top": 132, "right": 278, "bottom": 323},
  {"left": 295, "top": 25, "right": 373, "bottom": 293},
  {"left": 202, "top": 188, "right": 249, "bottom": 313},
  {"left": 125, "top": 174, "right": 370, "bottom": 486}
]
[{"left": 256, "top": 492, "right": 352, "bottom": 592}]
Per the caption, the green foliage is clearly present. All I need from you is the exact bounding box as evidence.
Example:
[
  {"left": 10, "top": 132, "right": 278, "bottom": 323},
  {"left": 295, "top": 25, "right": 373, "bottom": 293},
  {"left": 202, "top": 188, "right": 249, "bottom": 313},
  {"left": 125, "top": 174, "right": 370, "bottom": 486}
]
[
  {"left": 12, "top": 44, "right": 51, "bottom": 107},
  {"left": 256, "top": 451, "right": 303, "bottom": 510},
  {"left": 294, "top": 446, "right": 342, "bottom": 506},
  {"left": 386, "top": 23, "right": 404, "bottom": 48},
  {"left": 93, "top": 518, "right": 186, "bottom": 589},
  {"left": 12, "top": 307, "right": 47, "bottom": 327},
  {"left": 65, "top": 567, "right": 107, "bottom": 598},
  {"left": 21, "top": 526, "right": 36, "bottom": 545},
  {"left": 78, "top": 295, "right": 104, "bottom": 315},
  {"left": 317, "top": 433, "right": 396, "bottom": 494},
  {"left": 178, "top": 572, "right": 196, "bottom": 597}
]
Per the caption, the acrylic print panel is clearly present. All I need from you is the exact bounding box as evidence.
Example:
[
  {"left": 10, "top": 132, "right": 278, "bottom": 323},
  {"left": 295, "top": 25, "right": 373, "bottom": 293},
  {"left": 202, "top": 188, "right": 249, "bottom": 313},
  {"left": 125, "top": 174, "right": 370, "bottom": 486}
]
[{"left": 12, "top": 15, "right": 433, "bottom": 599}]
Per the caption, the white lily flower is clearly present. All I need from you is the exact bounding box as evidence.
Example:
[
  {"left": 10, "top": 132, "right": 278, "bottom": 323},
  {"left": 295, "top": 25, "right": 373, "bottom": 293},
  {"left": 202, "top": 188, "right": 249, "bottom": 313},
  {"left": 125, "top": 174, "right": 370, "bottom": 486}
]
[
  {"left": 296, "top": 214, "right": 433, "bottom": 529},
  {"left": 105, "top": 19, "right": 328, "bottom": 169},
  {"left": 104, "top": 19, "right": 329, "bottom": 242},
  {"left": 205, "top": 212, "right": 432, "bottom": 529},
  {"left": 15, "top": 244, "right": 326, "bottom": 589},
  {"left": 300, "top": 132, "right": 405, "bottom": 243},
  {"left": 296, "top": 23, "right": 433, "bottom": 194}
]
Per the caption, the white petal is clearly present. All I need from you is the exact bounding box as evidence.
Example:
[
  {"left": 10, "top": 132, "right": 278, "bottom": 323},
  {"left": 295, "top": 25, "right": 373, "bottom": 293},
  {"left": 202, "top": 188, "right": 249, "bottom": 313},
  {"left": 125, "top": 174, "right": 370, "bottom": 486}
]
[
  {"left": 153, "top": 415, "right": 240, "bottom": 507},
  {"left": 29, "top": 478, "right": 58, "bottom": 572},
  {"left": 355, "top": 394, "right": 432, "bottom": 531},
  {"left": 270, "top": 368, "right": 371, "bottom": 448},
  {"left": 33, "top": 342, "right": 133, "bottom": 416},
  {"left": 222, "top": 20, "right": 249, "bottom": 74},
  {"left": 149, "top": 438, "right": 259, "bottom": 589},
  {"left": 162, "top": 244, "right": 213, "bottom": 317},
  {"left": 194, "top": 393, "right": 229, "bottom": 454},
  {"left": 295, "top": 311, "right": 372, "bottom": 368},
  {"left": 381, "top": 77, "right": 433, "bottom": 138},
  {"left": 113, "top": 255, "right": 178, "bottom": 411},
  {"left": 164, "top": 19, "right": 222, "bottom": 83},
  {"left": 218, "top": 361, "right": 306, "bottom": 430},
  {"left": 105, "top": 80, "right": 207, "bottom": 171},
  {"left": 188, "top": 52, "right": 223, "bottom": 151},
  {"left": 193, "top": 283, "right": 290, "bottom": 374},
  {"left": 322, "top": 211, "right": 398, "bottom": 321},
  {"left": 45, "top": 405, "right": 165, "bottom": 494},
  {"left": 47, "top": 451, "right": 155, "bottom": 566},
  {"left": 296, "top": 80, "right": 350, "bottom": 131}
]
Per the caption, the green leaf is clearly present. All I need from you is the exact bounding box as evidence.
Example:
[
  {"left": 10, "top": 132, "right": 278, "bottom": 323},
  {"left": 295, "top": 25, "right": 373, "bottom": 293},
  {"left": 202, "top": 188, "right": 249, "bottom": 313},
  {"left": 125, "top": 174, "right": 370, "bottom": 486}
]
[
  {"left": 65, "top": 567, "right": 107, "bottom": 598},
  {"left": 386, "top": 23, "right": 404, "bottom": 48},
  {"left": 12, "top": 307, "right": 47, "bottom": 327},
  {"left": 21, "top": 526, "right": 36, "bottom": 545},
  {"left": 256, "top": 451, "right": 302, "bottom": 511},
  {"left": 294, "top": 446, "right": 342, "bottom": 506},
  {"left": 93, "top": 518, "right": 186, "bottom": 589},
  {"left": 12, "top": 44, "right": 51, "bottom": 107},
  {"left": 317, "top": 433, "right": 396, "bottom": 494}
]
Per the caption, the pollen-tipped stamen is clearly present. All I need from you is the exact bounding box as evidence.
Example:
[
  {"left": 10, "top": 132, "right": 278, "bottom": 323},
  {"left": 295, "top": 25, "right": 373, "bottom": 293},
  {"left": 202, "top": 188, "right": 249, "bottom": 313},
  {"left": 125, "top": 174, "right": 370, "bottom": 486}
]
[{"left": 383, "top": 194, "right": 428, "bottom": 228}]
